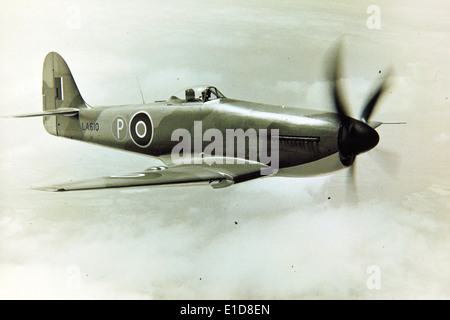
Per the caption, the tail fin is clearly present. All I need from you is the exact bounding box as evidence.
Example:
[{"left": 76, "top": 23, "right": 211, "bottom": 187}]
[{"left": 42, "top": 52, "right": 86, "bottom": 137}]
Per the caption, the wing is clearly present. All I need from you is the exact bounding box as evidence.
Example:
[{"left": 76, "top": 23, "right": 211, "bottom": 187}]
[{"left": 36, "top": 159, "right": 269, "bottom": 192}]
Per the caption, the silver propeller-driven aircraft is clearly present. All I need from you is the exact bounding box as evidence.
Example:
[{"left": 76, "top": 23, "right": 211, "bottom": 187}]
[{"left": 14, "top": 45, "right": 391, "bottom": 192}]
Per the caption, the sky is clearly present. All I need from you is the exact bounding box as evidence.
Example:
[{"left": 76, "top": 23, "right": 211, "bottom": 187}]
[{"left": 0, "top": 0, "right": 449, "bottom": 299}]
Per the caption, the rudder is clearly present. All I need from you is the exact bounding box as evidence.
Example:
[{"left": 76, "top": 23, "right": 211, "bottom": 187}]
[{"left": 42, "top": 52, "right": 86, "bottom": 137}]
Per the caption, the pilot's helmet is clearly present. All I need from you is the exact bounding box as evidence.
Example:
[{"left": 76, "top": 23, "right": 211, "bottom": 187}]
[{"left": 185, "top": 88, "right": 195, "bottom": 101}]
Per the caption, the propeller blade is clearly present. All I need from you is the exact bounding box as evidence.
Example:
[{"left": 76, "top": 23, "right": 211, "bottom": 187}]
[
  {"left": 328, "top": 42, "right": 351, "bottom": 121},
  {"left": 370, "top": 147, "right": 401, "bottom": 176},
  {"left": 360, "top": 70, "right": 391, "bottom": 122},
  {"left": 346, "top": 160, "right": 359, "bottom": 204}
]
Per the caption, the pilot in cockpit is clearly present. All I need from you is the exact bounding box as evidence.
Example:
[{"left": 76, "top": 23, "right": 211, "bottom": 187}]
[
  {"left": 180, "top": 86, "right": 224, "bottom": 103},
  {"left": 201, "top": 88, "right": 211, "bottom": 102},
  {"left": 185, "top": 88, "right": 196, "bottom": 102}
]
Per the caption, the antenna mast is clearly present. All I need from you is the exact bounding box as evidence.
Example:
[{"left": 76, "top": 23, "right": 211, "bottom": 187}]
[{"left": 136, "top": 76, "right": 146, "bottom": 104}]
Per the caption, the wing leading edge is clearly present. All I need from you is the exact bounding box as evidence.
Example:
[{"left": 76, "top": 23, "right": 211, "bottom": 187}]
[{"left": 35, "top": 160, "right": 269, "bottom": 192}]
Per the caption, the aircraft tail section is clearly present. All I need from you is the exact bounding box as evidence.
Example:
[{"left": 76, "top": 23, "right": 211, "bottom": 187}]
[{"left": 42, "top": 52, "right": 86, "bottom": 138}]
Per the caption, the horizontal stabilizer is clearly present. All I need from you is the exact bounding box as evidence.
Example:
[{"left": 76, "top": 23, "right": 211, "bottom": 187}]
[{"left": 8, "top": 108, "right": 79, "bottom": 118}]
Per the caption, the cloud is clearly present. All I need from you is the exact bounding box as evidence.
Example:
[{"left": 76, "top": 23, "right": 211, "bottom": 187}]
[{"left": 1, "top": 172, "right": 449, "bottom": 299}]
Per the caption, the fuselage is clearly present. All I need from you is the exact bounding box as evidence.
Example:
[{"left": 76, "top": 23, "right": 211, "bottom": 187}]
[{"left": 71, "top": 97, "right": 345, "bottom": 177}]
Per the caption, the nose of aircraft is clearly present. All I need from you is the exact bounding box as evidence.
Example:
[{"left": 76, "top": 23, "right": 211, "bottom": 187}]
[{"left": 338, "top": 118, "right": 379, "bottom": 160}]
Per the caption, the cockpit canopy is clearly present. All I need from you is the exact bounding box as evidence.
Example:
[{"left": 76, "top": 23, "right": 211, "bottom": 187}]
[{"left": 169, "top": 85, "right": 225, "bottom": 103}]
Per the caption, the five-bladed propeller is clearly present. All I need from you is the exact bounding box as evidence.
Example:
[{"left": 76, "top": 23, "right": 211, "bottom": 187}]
[{"left": 328, "top": 43, "right": 389, "bottom": 167}]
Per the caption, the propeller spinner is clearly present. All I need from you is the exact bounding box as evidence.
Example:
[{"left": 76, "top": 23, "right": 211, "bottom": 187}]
[{"left": 329, "top": 44, "right": 389, "bottom": 167}]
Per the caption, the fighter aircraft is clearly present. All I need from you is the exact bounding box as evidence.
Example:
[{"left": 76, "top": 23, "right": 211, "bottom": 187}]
[{"left": 13, "top": 45, "right": 391, "bottom": 191}]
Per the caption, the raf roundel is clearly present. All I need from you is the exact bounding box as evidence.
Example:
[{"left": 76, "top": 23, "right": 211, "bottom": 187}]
[{"left": 129, "top": 111, "right": 153, "bottom": 148}]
